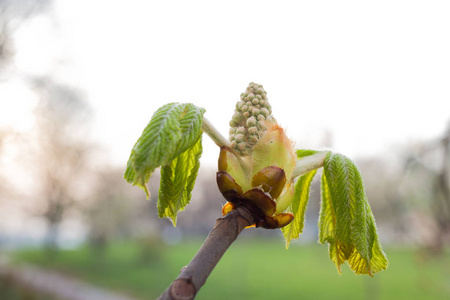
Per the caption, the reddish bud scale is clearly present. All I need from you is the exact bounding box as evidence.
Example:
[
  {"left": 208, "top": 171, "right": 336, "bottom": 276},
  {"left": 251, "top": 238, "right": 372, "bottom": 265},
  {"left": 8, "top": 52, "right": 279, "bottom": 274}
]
[{"left": 216, "top": 147, "right": 294, "bottom": 229}]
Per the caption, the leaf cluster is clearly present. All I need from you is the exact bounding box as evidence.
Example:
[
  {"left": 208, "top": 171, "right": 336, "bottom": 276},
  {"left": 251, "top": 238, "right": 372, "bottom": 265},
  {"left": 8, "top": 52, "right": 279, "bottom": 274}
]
[
  {"left": 124, "top": 102, "right": 388, "bottom": 275},
  {"left": 282, "top": 151, "right": 388, "bottom": 275},
  {"left": 124, "top": 103, "right": 205, "bottom": 224}
]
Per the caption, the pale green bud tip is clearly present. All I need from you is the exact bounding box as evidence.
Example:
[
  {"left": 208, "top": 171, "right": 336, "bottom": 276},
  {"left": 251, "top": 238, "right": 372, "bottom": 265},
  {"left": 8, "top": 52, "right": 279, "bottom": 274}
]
[
  {"left": 248, "top": 126, "right": 258, "bottom": 134},
  {"left": 249, "top": 135, "right": 259, "bottom": 143},
  {"left": 246, "top": 116, "right": 257, "bottom": 127},
  {"left": 228, "top": 82, "right": 276, "bottom": 155},
  {"left": 252, "top": 108, "right": 260, "bottom": 116},
  {"left": 236, "top": 126, "right": 245, "bottom": 134},
  {"left": 235, "top": 134, "right": 245, "bottom": 141},
  {"left": 237, "top": 142, "right": 247, "bottom": 151},
  {"left": 232, "top": 112, "right": 243, "bottom": 123},
  {"left": 257, "top": 120, "right": 266, "bottom": 128}
]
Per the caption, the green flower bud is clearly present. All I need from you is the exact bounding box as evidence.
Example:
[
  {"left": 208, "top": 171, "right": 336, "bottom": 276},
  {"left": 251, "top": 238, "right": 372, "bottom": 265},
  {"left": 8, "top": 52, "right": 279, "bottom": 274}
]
[
  {"left": 237, "top": 142, "right": 247, "bottom": 151},
  {"left": 235, "top": 134, "right": 245, "bottom": 141},
  {"left": 249, "top": 135, "right": 259, "bottom": 143},
  {"left": 261, "top": 107, "right": 270, "bottom": 117},
  {"left": 227, "top": 82, "right": 276, "bottom": 156},
  {"left": 236, "top": 126, "right": 245, "bottom": 134},
  {"left": 246, "top": 116, "right": 257, "bottom": 127},
  {"left": 252, "top": 108, "right": 260, "bottom": 116},
  {"left": 248, "top": 126, "right": 258, "bottom": 135},
  {"left": 232, "top": 112, "right": 243, "bottom": 123}
]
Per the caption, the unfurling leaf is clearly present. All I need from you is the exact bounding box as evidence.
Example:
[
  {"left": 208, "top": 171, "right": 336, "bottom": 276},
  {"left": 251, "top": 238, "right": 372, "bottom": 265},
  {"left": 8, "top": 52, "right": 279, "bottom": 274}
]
[
  {"left": 319, "top": 152, "right": 388, "bottom": 276},
  {"left": 281, "top": 169, "right": 317, "bottom": 248},
  {"left": 124, "top": 103, "right": 205, "bottom": 197},
  {"left": 158, "top": 136, "right": 203, "bottom": 225}
]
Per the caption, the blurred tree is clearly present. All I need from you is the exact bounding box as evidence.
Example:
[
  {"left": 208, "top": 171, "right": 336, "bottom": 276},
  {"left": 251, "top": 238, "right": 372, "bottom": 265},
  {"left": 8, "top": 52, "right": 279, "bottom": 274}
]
[
  {"left": 0, "top": 130, "right": 9, "bottom": 204},
  {"left": 400, "top": 124, "right": 450, "bottom": 252},
  {"left": 355, "top": 156, "right": 405, "bottom": 242},
  {"left": 85, "top": 168, "right": 142, "bottom": 254},
  {"left": 176, "top": 168, "right": 224, "bottom": 235},
  {"left": 84, "top": 167, "right": 165, "bottom": 261},
  {"left": 26, "top": 77, "right": 93, "bottom": 254},
  {"left": 434, "top": 126, "right": 450, "bottom": 247},
  {"left": 0, "top": 0, "right": 51, "bottom": 75}
]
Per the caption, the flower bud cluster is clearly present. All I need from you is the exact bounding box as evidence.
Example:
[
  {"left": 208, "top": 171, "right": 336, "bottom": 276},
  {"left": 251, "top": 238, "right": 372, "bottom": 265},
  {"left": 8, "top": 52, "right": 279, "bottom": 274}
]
[{"left": 229, "top": 82, "right": 275, "bottom": 155}]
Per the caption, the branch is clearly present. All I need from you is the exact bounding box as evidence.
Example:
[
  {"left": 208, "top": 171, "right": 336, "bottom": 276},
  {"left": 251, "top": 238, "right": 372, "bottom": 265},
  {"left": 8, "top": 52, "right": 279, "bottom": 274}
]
[{"left": 157, "top": 206, "right": 255, "bottom": 300}]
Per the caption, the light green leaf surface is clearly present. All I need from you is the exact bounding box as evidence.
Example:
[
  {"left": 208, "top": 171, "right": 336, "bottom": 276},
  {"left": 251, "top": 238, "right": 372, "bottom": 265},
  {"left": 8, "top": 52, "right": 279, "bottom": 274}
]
[
  {"left": 319, "top": 152, "right": 388, "bottom": 276},
  {"left": 158, "top": 137, "right": 203, "bottom": 225},
  {"left": 296, "top": 149, "right": 319, "bottom": 158},
  {"left": 124, "top": 103, "right": 205, "bottom": 197},
  {"left": 281, "top": 169, "right": 317, "bottom": 248}
]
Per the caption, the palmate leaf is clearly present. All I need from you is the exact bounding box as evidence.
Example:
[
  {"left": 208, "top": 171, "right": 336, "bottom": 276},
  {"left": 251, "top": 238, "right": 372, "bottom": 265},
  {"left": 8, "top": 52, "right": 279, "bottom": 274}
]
[
  {"left": 124, "top": 103, "right": 205, "bottom": 197},
  {"left": 158, "top": 136, "right": 203, "bottom": 225},
  {"left": 319, "top": 152, "right": 388, "bottom": 276}
]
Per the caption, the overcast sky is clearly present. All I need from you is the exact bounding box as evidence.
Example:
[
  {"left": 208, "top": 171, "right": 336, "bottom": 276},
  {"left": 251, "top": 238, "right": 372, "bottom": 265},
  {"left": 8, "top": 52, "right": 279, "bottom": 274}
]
[{"left": 2, "top": 0, "right": 450, "bottom": 168}]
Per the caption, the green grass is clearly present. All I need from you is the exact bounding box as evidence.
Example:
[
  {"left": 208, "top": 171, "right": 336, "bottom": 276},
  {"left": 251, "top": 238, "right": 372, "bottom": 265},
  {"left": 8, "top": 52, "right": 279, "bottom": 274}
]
[
  {"left": 0, "top": 275, "right": 58, "bottom": 300},
  {"left": 10, "top": 238, "right": 450, "bottom": 300}
]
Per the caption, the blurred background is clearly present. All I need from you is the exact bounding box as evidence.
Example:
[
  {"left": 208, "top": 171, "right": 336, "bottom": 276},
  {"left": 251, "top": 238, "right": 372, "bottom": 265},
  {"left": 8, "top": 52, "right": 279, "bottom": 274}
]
[{"left": 0, "top": 0, "right": 449, "bottom": 299}]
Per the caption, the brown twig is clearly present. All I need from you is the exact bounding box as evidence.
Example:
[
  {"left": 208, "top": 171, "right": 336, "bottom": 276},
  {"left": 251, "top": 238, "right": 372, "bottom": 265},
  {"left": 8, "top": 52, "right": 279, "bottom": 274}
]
[{"left": 157, "top": 206, "right": 255, "bottom": 300}]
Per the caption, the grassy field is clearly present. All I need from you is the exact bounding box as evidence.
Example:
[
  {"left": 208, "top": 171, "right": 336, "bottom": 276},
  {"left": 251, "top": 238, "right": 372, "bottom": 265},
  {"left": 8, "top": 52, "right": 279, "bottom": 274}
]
[{"left": 10, "top": 238, "right": 450, "bottom": 300}]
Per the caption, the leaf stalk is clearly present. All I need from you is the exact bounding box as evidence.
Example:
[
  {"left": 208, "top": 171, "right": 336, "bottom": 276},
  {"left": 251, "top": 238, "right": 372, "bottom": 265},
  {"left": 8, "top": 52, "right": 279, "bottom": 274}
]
[
  {"left": 292, "top": 150, "right": 330, "bottom": 179},
  {"left": 201, "top": 118, "right": 230, "bottom": 148}
]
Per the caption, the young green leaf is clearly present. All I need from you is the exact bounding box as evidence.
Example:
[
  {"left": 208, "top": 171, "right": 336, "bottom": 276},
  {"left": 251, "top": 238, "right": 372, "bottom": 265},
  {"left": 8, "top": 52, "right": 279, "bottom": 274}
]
[
  {"left": 319, "top": 152, "right": 388, "bottom": 276},
  {"left": 296, "top": 149, "right": 319, "bottom": 158},
  {"left": 124, "top": 103, "right": 205, "bottom": 197},
  {"left": 158, "top": 136, "right": 203, "bottom": 225},
  {"left": 281, "top": 169, "right": 317, "bottom": 248}
]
